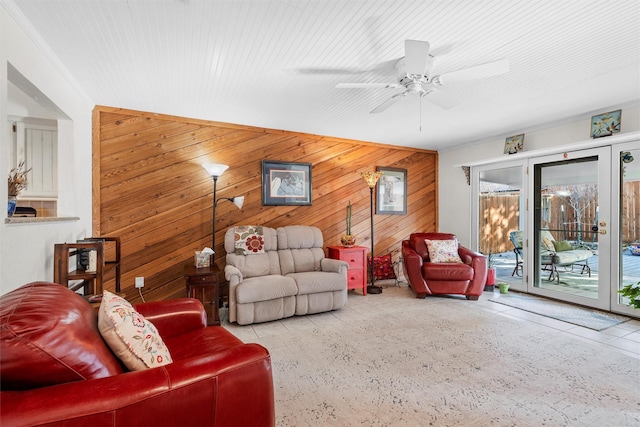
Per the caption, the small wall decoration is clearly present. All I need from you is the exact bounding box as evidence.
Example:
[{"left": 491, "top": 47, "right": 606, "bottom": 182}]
[
  {"left": 504, "top": 134, "right": 524, "bottom": 154},
  {"left": 261, "top": 160, "right": 312, "bottom": 206},
  {"left": 591, "top": 109, "right": 621, "bottom": 138},
  {"left": 376, "top": 166, "right": 407, "bottom": 215},
  {"left": 461, "top": 166, "right": 470, "bottom": 185}
]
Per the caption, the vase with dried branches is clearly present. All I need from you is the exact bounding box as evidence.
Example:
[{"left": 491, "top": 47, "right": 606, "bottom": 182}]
[{"left": 7, "top": 161, "right": 31, "bottom": 217}]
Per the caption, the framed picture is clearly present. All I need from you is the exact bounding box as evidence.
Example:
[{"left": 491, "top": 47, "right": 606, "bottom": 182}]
[
  {"left": 376, "top": 166, "right": 407, "bottom": 215},
  {"left": 591, "top": 109, "right": 621, "bottom": 138},
  {"left": 261, "top": 160, "right": 312, "bottom": 206},
  {"left": 504, "top": 134, "right": 524, "bottom": 154}
]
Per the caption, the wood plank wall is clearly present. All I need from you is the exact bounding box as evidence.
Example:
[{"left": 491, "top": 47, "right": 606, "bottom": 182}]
[{"left": 92, "top": 106, "right": 438, "bottom": 303}]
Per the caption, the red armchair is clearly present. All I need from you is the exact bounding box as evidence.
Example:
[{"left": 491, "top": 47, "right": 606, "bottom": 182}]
[
  {"left": 401, "top": 233, "right": 488, "bottom": 300},
  {"left": 1, "top": 282, "right": 275, "bottom": 427}
]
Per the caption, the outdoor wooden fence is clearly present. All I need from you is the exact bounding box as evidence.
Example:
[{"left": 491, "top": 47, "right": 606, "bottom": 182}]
[{"left": 480, "top": 181, "right": 640, "bottom": 255}]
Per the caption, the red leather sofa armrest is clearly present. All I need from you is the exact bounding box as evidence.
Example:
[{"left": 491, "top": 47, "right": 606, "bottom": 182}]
[
  {"left": 135, "top": 298, "right": 207, "bottom": 338},
  {"left": 458, "top": 245, "right": 488, "bottom": 294},
  {"left": 457, "top": 245, "right": 486, "bottom": 266},
  {"left": 0, "top": 343, "right": 274, "bottom": 427},
  {"left": 401, "top": 240, "right": 427, "bottom": 292}
]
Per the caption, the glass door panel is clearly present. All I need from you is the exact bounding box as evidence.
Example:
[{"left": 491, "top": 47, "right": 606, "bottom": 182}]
[
  {"left": 530, "top": 147, "right": 610, "bottom": 310},
  {"left": 476, "top": 164, "right": 525, "bottom": 291},
  {"left": 617, "top": 144, "right": 640, "bottom": 314}
]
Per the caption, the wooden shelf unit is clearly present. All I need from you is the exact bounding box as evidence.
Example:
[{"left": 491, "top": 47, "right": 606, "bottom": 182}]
[{"left": 53, "top": 236, "right": 121, "bottom": 295}]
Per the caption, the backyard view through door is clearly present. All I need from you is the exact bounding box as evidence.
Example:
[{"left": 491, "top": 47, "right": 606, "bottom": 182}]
[
  {"left": 477, "top": 145, "right": 640, "bottom": 314},
  {"left": 478, "top": 165, "right": 525, "bottom": 291},
  {"left": 531, "top": 150, "right": 610, "bottom": 310}
]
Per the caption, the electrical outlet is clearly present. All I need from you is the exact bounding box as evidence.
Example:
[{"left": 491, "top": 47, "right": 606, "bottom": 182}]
[{"left": 135, "top": 277, "right": 144, "bottom": 288}]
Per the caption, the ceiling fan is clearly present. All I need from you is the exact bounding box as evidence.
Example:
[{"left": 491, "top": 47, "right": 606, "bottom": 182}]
[{"left": 336, "top": 40, "right": 510, "bottom": 114}]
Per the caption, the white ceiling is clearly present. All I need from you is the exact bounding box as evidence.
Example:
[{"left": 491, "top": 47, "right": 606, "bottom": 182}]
[{"left": 5, "top": 0, "right": 640, "bottom": 151}]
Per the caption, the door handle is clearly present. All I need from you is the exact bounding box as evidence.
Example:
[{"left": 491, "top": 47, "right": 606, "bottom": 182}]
[{"left": 598, "top": 229, "right": 607, "bottom": 235}]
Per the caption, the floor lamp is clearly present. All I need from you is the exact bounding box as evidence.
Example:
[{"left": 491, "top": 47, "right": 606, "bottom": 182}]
[
  {"left": 202, "top": 163, "right": 245, "bottom": 250},
  {"left": 361, "top": 171, "right": 384, "bottom": 295}
]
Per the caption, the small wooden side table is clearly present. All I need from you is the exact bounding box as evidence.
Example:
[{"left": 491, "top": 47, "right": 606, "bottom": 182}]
[
  {"left": 184, "top": 263, "right": 226, "bottom": 326},
  {"left": 327, "top": 245, "right": 367, "bottom": 295}
]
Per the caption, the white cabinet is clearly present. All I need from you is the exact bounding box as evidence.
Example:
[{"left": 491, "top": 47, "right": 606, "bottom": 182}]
[{"left": 13, "top": 120, "right": 58, "bottom": 198}]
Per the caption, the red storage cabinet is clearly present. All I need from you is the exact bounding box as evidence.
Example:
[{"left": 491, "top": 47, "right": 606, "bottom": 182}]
[{"left": 327, "top": 245, "right": 367, "bottom": 295}]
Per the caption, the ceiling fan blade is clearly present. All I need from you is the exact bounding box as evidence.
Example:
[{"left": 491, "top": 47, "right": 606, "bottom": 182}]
[
  {"left": 336, "top": 83, "right": 401, "bottom": 89},
  {"left": 296, "top": 67, "right": 365, "bottom": 75},
  {"left": 370, "top": 92, "right": 407, "bottom": 114},
  {"left": 424, "top": 89, "right": 459, "bottom": 110},
  {"left": 404, "top": 40, "right": 431, "bottom": 75},
  {"left": 436, "top": 59, "right": 509, "bottom": 85},
  {"left": 296, "top": 58, "right": 397, "bottom": 77}
]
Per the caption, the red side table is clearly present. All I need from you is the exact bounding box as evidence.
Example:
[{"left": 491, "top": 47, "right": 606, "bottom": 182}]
[{"left": 327, "top": 246, "right": 367, "bottom": 295}]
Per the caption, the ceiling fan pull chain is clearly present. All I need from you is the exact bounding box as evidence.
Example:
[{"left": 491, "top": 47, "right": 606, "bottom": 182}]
[{"left": 419, "top": 95, "right": 423, "bottom": 132}]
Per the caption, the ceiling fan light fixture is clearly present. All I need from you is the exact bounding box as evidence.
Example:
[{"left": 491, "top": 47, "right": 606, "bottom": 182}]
[{"left": 406, "top": 82, "right": 424, "bottom": 94}]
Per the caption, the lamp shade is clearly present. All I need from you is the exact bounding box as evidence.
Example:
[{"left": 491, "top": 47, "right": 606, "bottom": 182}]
[
  {"left": 361, "top": 171, "right": 383, "bottom": 188},
  {"left": 232, "top": 196, "right": 245, "bottom": 209},
  {"left": 202, "top": 163, "right": 229, "bottom": 177}
]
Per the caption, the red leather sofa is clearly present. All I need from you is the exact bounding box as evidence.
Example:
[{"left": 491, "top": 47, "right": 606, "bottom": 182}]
[
  {"left": 401, "top": 232, "right": 488, "bottom": 300},
  {"left": 0, "top": 282, "right": 275, "bottom": 427}
]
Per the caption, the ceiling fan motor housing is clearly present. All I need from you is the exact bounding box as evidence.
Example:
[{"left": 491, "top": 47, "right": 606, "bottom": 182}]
[{"left": 396, "top": 55, "right": 435, "bottom": 93}]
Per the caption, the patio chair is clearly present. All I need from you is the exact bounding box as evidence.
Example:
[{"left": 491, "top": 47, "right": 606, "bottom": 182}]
[
  {"left": 539, "top": 230, "right": 593, "bottom": 283},
  {"left": 509, "top": 231, "right": 523, "bottom": 277}
]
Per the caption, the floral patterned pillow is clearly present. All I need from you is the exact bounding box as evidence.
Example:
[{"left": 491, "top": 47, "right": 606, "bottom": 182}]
[
  {"left": 234, "top": 225, "right": 265, "bottom": 255},
  {"left": 98, "top": 290, "right": 172, "bottom": 371},
  {"left": 425, "top": 239, "right": 463, "bottom": 263}
]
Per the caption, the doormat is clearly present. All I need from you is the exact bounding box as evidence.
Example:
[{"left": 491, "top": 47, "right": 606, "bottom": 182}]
[{"left": 489, "top": 292, "right": 631, "bottom": 331}]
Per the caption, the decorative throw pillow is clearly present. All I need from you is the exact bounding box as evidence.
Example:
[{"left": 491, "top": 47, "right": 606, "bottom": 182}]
[
  {"left": 234, "top": 225, "right": 265, "bottom": 255},
  {"left": 98, "top": 290, "right": 172, "bottom": 371},
  {"left": 368, "top": 254, "right": 397, "bottom": 280},
  {"left": 425, "top": 239, "right": 463, "bottom": 263},
  {"left": 553, "top": 240, "right": 573, "bottom": 252}
]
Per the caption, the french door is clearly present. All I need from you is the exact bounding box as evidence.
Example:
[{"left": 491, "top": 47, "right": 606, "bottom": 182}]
[
  {"left": 473, "top": 161, "right": 527, "bottom": 292},
  {"left": 473, "top": 141, "right": 639, "bottom": 315},
  {"left": 529, "top": 147, "right": 611, "bottom": 310}
]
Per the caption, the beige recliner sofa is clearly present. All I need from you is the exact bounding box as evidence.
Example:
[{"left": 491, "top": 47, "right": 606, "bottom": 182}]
[{"left": 224, "top": 225, "right": 348, "bottom": 325}]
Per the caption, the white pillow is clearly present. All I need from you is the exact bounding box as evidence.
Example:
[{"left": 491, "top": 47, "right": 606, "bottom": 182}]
[
  {"left": 425, "top": 239, "right": 463, "bottom": 263},
  {"left": 98, "top": 290, "right": 172, "bottom": 371}
]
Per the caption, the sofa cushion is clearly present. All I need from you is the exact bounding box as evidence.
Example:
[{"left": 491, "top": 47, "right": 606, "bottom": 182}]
[
  {"left": 98, "top": 290, "right": 173, "bottom": 371},
  {"left": 544, "top": 249, "right": 593, "bottom": 266},
  {"left": 279, "top": 247, "right": 325, "bottom": 275},
  {"left": 540, "top": 230, "right": 556, "bottom": 251},
  {"left": 225, "top": 226, "right": 281, "bottom": 278},
  {"left": 277, "top": 225, "right": 323, "bottom": 250},
  {"left": 0, "top": 282, "right": 123, "bottom": 390},
  {"left": 277, "top": 226, "right": 325, "bottom": 275},
  {"left": 425, "top": 239, "right": 463, "bottom": 263},
  {"left": 236, "top": 275, "right": 298, "bottom": 304},
  {"left": 422, "top": 262, "right": 474, "bottom": 281},
  {"left": 287, "top": 271, "right": 346, "bottom": 295}
]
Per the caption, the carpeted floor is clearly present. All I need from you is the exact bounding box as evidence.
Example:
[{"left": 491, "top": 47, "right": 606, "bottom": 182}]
[
  {"left": 223, "top": 286, "right": 640, "bottom": 426},
  {"left": 489, "top": 291, "right": 631, "bottom": 331}
]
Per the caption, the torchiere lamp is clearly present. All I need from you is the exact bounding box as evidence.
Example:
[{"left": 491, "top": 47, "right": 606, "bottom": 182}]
[
  {"left": 202, "top": 163, "right": 245, "bottom": 250},
  {"left": 361, "top": 171, "right": 384, "bottom": 294}
]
